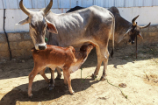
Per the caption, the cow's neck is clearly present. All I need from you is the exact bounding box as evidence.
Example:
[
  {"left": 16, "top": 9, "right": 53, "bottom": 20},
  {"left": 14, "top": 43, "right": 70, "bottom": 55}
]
[{"left": 114, "top": 14, "right": 132, "bottom": 43}]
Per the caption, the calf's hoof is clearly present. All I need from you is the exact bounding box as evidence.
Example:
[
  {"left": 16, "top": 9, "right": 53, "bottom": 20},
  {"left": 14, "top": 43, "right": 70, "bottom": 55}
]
[
  {"left": 91, "top": 74, "right": 97, "bottom": 80},
  {"left": 70, "top": 90, "right": 74, "bottom": 95},
  {"left": 100, "top": 76, "right": 106, "bottom": 81},
  {"left": 28, "top": 93, "right": 33, "bottom": 97},
  {"left": 48, "top": 84, "right": 54, "bottom": 90}
]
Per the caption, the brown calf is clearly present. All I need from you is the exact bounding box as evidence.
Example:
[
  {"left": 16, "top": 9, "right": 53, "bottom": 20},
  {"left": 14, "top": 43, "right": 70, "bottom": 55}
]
[{"left": 28, "top": 43, "right": 94, "bottom": 97}]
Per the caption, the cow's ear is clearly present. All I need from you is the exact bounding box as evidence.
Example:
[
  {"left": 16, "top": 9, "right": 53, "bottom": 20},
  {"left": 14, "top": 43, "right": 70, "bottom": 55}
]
[
  {"left": 124, "top": 28, "right": 132, "bottom": 36},
  {"left": 138, "top": 33, "right": 143, "bottom": 40},
  {"left": 16, "top": 17, "right": 29, "bottom": 25},
  {"left": 46, "top": 20, "right": 58, "bottom": 34}
]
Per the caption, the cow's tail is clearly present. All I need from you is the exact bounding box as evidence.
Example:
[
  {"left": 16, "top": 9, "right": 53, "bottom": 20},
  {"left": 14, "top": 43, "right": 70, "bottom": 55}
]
[{"left": 110, "top": 12, "right": 115, "bottom": 57}]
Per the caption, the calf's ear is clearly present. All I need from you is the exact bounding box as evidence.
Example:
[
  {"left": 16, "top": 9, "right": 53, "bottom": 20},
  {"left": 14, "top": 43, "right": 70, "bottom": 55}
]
[
  {"left": 46, "top": 20, "right": 58, "bottom": 34},
  {"left": 16, "top": 17, "right": 29, "bottom": 25}
]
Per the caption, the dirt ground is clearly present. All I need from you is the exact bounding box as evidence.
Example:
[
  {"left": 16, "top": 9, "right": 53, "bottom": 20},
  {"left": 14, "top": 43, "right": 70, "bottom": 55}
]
[{"left": 0, "top": 44, "right": 158, "bottom": 105}]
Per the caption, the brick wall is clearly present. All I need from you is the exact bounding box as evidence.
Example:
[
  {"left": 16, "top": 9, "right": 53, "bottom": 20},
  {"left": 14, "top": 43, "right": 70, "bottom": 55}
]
[{"left": 0, "top": 25, "right": 158, "bottom": 62}]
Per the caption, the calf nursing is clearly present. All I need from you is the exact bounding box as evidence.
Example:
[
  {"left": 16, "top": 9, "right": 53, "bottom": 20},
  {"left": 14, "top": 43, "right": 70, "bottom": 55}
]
[{"left": 28, "top": 44, "right": 94, "bottom": 97}]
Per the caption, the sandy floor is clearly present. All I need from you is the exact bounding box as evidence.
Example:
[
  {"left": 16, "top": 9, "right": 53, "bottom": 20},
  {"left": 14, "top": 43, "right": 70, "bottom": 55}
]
[{"left": 0, "top": 45, "right": 158, "bottom": 105}]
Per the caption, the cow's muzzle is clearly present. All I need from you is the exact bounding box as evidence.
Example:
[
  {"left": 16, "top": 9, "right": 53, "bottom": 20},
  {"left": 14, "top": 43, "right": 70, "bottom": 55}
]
[
  {"left": 129, "top": 40, "right": 135, "bottom": 44},
  {"left": 35, "top": 43, "right": 47, "bottom": 50},
  {"left": 39, "top": 46, "right": 46, "bottom": 50}
]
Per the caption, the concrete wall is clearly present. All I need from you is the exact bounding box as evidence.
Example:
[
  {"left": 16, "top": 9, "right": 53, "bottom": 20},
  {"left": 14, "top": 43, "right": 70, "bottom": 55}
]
[
  {"left": 0, "top": 25, "right": 158, "bottom": 62},
  {"left": 0, "top": 7, "right": 158, "bottom": 33}
]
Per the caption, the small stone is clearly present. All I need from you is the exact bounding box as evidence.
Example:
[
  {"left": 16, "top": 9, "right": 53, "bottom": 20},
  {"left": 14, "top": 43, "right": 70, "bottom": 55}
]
[
  {"left": 22, "top": 60, "right": 25, "bottom": 63},
  {"left": 12, "top": 59, "right": 16, "bottom": 62},
  {"left": 119, "top": 83, "right": 127, "bottom": 88}
]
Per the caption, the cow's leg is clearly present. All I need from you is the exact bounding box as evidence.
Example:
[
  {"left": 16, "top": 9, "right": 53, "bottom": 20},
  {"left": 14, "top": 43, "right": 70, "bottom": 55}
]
[
  {"left": 49, "top": 68, "right": 55, "bottom": 90},
  {"left": 56, "top": 67, "right": 62, "bottom": 80},
  {"left": 92, "top": 45, "right": 103, "bottom": 79},
  {"left": 28, "top": 67, "right": 39, "bottom": 97},
  {"left": 100, "top": 48, "right": 109, "bottom": 81},
  {"left": 39, "top": 69, "right": 49, "bottom": 83},
  {"left": 64, "top": 70, "right": 74, "bottom": 94}
]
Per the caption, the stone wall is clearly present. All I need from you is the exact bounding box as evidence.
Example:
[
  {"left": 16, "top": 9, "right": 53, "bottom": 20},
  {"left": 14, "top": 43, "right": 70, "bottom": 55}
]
[
  {"left": 0, "top": 32, "right": 34, "bottom": 61},
  {"left": 109, "top": 25, "right": 158, "bottom": 48},
  {"left": 0, "top": 25, "right": 158, "bottom": 62}
]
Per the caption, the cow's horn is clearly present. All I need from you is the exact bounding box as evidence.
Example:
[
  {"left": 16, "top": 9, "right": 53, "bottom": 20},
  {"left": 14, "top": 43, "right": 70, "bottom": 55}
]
[
  {"left": 132, "top": 15, "right": 139, "bottom": 26},
  {"left": 138, "top": 22, "right": 151, "bottom": 29},
  {"left": 19, "top": 0, "right": 31, "bottom": 16},
  {"left": 43, "top": 0, "right": 53, "bottom": 15}
]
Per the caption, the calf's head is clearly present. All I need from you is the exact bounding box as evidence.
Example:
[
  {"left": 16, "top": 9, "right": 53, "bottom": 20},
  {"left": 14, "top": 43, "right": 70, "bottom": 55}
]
[
  {"left": 80, "top": 43, "right": 94, "bottom": 58},
  {"left": 125, "top": 15, "right": 150, "bottom": 44},
  {"left": 17, "top": 0, "right": 58, "bottom": 50}
]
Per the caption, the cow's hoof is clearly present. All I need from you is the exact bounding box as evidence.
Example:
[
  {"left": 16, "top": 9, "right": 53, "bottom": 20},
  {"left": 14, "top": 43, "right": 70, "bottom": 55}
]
[
  {"left": 91, "top": 74, "right": 97, "bottom": 80},
  {"left": 28, "top": 93, "right": 33, "bottom": 97},
  {"left": 100, "top": 76, "right": 106, "bottom": 81},
  {"left": 48, "top": 84, "right": 54, "bottom": 90}
]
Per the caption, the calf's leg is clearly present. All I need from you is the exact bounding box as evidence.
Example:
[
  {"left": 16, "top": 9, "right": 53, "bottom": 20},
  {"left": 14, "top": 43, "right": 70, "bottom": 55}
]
[
  {"left": 28, "top": 68, "right": 39, "bottom": 97},
  {"left": 39, "top": 69, "right": 49, "bottom": 83},
  {"left": 63, "top": 71, "right": 68, "bottom": 85},
  {"left": 49, "top": 68, "right": 55, "bottom": 90},
  {"left": 56, "top": 67, "right": 62, "bottom": 79},
  {"left": 63, "top": 70, "right": 74, "bottom": 94}
]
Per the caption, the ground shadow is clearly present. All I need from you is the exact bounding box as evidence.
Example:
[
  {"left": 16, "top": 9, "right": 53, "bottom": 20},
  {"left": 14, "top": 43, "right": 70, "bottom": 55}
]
[
  {"left": 0, "top": 44, "right": 157, "bottom": 80},
  {"left": 0, "top": 78, "right": 99, "bottom": 105},
  {"left": 82, "top": 44, "right": 158, "bottom": 69}
]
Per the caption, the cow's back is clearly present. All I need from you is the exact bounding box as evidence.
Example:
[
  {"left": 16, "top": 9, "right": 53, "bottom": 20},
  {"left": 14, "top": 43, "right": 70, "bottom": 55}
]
[{"left": 46, "top": 5, "right": 114, "bottom": 47}]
